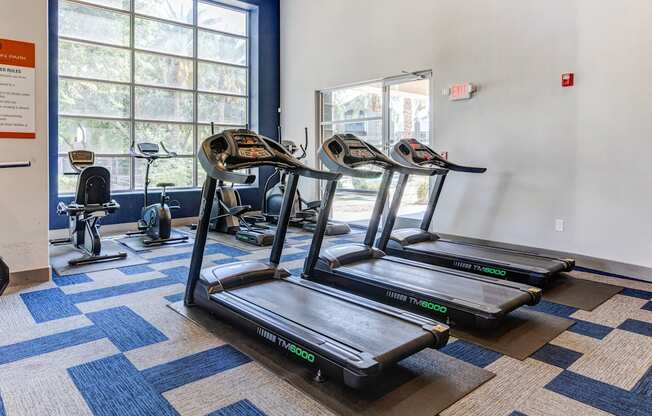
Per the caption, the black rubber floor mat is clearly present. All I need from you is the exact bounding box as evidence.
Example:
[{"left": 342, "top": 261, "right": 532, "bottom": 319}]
[
  {"left": 543, "top": 273, "right": 623, "bottom": 311},
  {"left": 452, "top": 308, "right": 574, "bottom": 360}
]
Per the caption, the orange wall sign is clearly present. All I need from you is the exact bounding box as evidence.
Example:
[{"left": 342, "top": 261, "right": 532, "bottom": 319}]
[{"left": 0, "top": 39, "right": 36, "bottom": 139}]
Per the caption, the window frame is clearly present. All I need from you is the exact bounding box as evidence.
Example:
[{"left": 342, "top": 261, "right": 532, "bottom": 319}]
[{"left": 56, "top": 0, "right": 253, "bottom": 195}]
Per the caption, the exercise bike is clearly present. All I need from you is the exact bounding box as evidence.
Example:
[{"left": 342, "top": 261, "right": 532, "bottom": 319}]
[
  {"left": 262, "top": 127, "right": 351, "bottom": 236},
  {"left": 50, "top": 151, "right": 127, "bottom": 266},
  {"left": 1, "top": 160, "right": 31, "bottom": 294},
  {"left": 127, "top": 140, "right": 189, "bottom": 246}
]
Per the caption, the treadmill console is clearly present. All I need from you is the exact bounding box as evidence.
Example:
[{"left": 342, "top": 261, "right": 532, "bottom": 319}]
[
  {"left": 232, "top": 133, "right": 273, "bottom": 159},
  {"left": 393, "top": 138, "right": 486, "bottom": 174},
  {"left": 320, "top": 134, "right": 444, "bottom": 179},
  {"left": 325, "top": 134, "right": 384, "bottom": 167},
  {"left": 199, "top": 128, "right": 341, "bottom": 185},
  {"left": 395, "top": 139, "right": 445, "bottom": 168}
]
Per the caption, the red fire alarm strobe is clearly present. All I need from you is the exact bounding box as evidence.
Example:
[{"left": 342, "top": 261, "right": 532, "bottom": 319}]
[{"left": 562, "top": 73, "right": 574, "bottom": 87}]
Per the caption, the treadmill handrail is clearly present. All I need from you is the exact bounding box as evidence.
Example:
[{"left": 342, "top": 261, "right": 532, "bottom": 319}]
[
  {"left": 392, "top": 139, "right": 486, "bottom": 173},
  {"left": 320, "top": 134, "right": 446, "bottom": 178}
]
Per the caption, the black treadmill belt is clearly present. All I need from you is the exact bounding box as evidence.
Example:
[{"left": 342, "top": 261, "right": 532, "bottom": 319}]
[
  {"left": 342, "top": 258, "right": 531, "bottom": 313},
  {"left": 229, "top": 280, "right": 429, "bottom": 357},
  {"left": 410, "top": 240, "right": 567, "bottom": 273}
]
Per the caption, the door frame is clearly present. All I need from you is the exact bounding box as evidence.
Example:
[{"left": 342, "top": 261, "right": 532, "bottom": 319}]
[{"left": 315, "top": 70, "right": 434, "bottom": 226}]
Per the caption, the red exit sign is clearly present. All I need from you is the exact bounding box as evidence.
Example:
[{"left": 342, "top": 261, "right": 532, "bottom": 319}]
[{"left": 448, "top": 83, "right": 476, "bottom": 101}]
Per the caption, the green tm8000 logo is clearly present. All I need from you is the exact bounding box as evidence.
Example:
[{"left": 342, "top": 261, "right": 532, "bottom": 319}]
[
  {"left": 481, "top": 267, "right": 507, "bottom": 277},
  {"left": 257, "top": 327, "right": 316, "bottom": 363},
  {"left": 416, "top": 300, "right": 448, "bottom": 315},
  {"left": 278, "top": 339, "right": 315, "bottom": 363},
  {"left": 284, "top": 342, "right": 315, "bottom": 363}
]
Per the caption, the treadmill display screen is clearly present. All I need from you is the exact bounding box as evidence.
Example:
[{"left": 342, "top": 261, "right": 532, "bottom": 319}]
[
  {"left": 238, "top": 147, "right": 271, "bottom": 158},
  {"left": 343, "top": 138, "right": 374, "bottom": 160},
  {"left": 415, "top": 150, "right": 433, "bottom": 161},
  {"left": 350, "top": 148, "right": 373, "bottom": 160},
  {"left": 403, "top": 139, "right": 436, "bottom": 164},
  {"left": 234, "top": 135, "right": 261, "bottom": 145},
  {"left": 233, "top": 134, "right": 272, "bottom": 159}
]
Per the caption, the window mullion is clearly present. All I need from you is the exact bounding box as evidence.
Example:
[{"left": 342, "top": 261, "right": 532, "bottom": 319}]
[
  {"left": 193, "top": 0, "right": 199, "bottom": 187},
  {"left": 129, "top": 0, "right": 136, "bottom": 191}
]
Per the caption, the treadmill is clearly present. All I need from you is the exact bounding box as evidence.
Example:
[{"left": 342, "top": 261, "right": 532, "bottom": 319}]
[
  {"left": 185, "top": 129, "right": 449, "bottom": 390},
  {"left": 380, "top": 138, "right": 574, "bottom": 287},
  {"left": 303, "top": 134, "right": 541, "bottom": 329}
]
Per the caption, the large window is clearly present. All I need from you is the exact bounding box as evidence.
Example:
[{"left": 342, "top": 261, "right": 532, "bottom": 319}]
[
  {"left": 319, "top": 72, "right": 432, "bottom": 224},
  {"left": 57, "top": 0, "right": 249, "bottom": 194}
]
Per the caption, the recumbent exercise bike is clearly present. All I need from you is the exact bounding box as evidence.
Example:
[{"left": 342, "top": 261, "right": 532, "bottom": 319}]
[{"left": 50, "top": 151, "right": 127, "bottom": 266}]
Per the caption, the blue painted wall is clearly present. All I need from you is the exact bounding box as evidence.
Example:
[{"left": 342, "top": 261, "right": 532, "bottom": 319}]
[{"left": 48, "top": 0, "right": 280, "bottom": 229}]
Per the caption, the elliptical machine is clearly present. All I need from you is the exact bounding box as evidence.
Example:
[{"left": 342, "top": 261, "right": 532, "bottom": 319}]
[
  {"left": 207, "top": 123, "right": 275, "bottom": 246},
  {"left": 262, "top": 127, "right": 351, "bottom": 236},
  {"left": 210, "top": 181, "right": 275, "bottom": 246},
  {"left": 50, "top": 151, "right": 127, "bottom": 266},
  {"left": 127, "top": 140, "right": 189, "bottom": 246}
]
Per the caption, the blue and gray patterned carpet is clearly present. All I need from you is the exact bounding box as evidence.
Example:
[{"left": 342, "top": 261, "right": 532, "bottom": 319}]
[{"left": 1, "top": 228, "right": 651, "bottom": 415}]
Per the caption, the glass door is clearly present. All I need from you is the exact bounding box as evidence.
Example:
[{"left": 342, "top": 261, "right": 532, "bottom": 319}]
[
  {"left": 318, "top": 72, "right": 432, "bottom": 227},
  {"left": 320, "top": 82, "right": 383, "bottom": 225}
]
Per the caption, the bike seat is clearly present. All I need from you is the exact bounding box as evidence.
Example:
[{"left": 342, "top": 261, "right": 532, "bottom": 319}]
[
  {"left": 157, "top": 182, "right": 175, "bottom": 188},
  {"left": 228, "top": 205, "right": 252, "bottom": 217}
]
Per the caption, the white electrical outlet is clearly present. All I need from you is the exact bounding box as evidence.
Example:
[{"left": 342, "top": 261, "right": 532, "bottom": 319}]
[{"left": 555, "top": 219, "right": 565, "bottom": 232}]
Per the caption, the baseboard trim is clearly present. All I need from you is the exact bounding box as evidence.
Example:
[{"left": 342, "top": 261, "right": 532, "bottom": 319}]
[
  {"left": 438, "top": 232, "right": 652, "bottom": 284},
  {"left": 10, "top": 266, "right": 51, "bottom": 287}
]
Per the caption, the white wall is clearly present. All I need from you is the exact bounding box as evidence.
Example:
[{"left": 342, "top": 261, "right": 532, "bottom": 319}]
[
  {"left": 280, "top": 0, "right": 652, "bottom": 269},
  {"left": 0, "top": 0, "right": 50, "bottom": 274}
]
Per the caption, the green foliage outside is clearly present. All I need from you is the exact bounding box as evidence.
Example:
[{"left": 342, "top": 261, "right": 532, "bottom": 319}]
[{"left": 57, "top": 0, "right": 248, "bottom": 194}]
